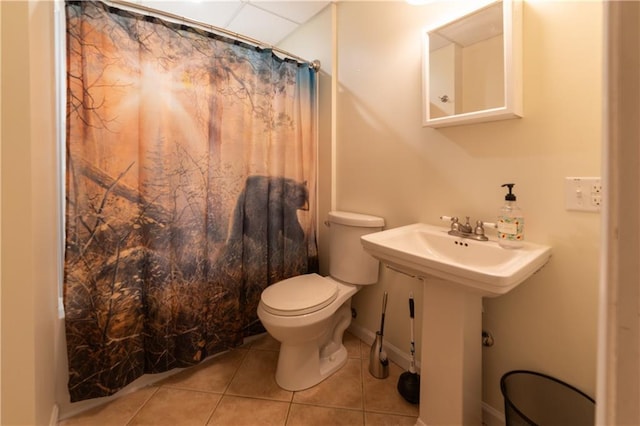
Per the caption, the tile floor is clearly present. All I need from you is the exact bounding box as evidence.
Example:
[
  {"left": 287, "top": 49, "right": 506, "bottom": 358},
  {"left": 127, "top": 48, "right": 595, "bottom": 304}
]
[{"left": 59, "top": 332, "right": 419, "bottom": 425}]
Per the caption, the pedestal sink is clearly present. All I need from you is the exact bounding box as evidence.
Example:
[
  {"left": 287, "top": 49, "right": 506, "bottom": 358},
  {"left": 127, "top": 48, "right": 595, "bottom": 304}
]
[{"left": 361, "top": 223, "right": 551, "bottom": 426}]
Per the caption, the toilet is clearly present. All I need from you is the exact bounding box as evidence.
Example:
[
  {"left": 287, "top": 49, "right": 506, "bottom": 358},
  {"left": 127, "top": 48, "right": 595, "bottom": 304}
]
[{"left": 257, "top": 211, "right": 385, "bottom": 391}]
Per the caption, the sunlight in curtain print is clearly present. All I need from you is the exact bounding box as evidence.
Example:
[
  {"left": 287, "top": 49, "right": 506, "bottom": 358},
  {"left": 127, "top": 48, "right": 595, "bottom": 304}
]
[{"left": 106, "top": 59, "right": 202, "bottom": 148}]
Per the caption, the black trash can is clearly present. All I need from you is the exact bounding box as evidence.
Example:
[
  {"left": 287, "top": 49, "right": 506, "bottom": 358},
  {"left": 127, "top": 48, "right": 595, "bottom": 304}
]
[{"left": 500, "top": 370, "right": 595, "bottom": 426}]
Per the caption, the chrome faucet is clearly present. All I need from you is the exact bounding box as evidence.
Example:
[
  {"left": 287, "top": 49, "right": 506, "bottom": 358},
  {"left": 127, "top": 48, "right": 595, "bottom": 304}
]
[{"left": 440, "top": 216, "right": 495, "bottom": 242}]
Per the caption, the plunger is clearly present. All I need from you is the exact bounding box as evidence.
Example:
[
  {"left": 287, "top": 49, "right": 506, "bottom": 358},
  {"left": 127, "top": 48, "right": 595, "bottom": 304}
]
[{"left": 397, "top": 293, "right": 420, "bottom": 404}]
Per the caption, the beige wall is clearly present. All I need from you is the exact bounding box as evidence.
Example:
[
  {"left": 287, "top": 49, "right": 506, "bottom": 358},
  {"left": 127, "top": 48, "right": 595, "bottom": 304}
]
[
  {"left": 330, "top": 0, "right": 602, "bottom": 413},
  {"left": 1, "top": 1, "right": 59, "bottom": 424},
  {"left": 0, "top": 2, "right": 3, "bottom": 419},
  {"left": 0, "top": 0, "right": 2, "bottom": 423}
]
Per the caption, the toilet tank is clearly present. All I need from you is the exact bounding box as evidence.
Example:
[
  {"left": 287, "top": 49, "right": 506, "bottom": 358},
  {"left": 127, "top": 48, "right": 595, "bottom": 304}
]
[{"left": 328, "top": 211, "right": 385, "bottom": 285}]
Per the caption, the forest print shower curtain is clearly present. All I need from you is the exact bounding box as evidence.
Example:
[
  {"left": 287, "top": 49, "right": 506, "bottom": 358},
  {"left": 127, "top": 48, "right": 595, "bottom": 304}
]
[{"left": 64, "top": 1, "right": 317, "bottom": 402}]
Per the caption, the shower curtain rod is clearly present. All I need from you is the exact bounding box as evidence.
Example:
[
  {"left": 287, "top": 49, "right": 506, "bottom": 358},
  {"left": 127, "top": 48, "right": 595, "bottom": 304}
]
[{"left": 104, "top": 0, "right": 321, "bottom": 71}]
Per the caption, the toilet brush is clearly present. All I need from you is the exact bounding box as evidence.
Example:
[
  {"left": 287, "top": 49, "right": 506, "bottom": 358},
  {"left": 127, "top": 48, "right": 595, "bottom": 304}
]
[
  {"left": 397, "top": 293, "right": 420, "bottom": 404},
  {"left": 369, "top": 291, "right": 389, "bottom": 379}
]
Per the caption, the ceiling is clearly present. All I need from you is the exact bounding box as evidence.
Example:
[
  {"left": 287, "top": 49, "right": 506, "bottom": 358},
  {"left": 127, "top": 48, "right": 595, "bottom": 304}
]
[{"left": 135, "top": 1, "right": 331, "bottom": 46}]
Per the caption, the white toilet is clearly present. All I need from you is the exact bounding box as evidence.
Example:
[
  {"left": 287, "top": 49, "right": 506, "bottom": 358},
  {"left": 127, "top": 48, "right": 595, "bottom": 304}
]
[{"left": 257, "top": 211, "right": 384, "bottom": 391}]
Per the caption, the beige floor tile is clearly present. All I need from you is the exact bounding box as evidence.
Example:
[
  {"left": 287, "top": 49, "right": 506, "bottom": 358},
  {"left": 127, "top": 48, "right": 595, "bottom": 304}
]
[
  {"left": 160, "top": 348, "right": 247, "bottom": 393},
  {"left": 226, "top": 349, "right": 293, "bottom": 402},
  {"left": 128, "top": 387, "right": 221, "bottom": 426},
  {"left": 292, "top": 357, "right": 363, "bottom": 410},
  {"left": 362, "top": 358, "right": 419, "bottom": 417},
  {"left": 344, "top": 331, "right": 362, "bottom": 358},
  {"left": 61, "top": 334, "right": 422, "bottom": 426},
  {"left": 249, "top": 333, "right": 281, "bottom": 351},
  {"left": 207, "top": 395, "right": 289, "bottom": 426},
  {"left": 286, "top": 404, "right": 364, "bottom": 426},
  {"left": 58, "top": 387, "right": 157, "bottom": 426},
  {"left": 360, "top": 337, "right": 372, "bottom": 360},
  {"left": 364, "top": 412, "right": 418, "bottom": 426}
]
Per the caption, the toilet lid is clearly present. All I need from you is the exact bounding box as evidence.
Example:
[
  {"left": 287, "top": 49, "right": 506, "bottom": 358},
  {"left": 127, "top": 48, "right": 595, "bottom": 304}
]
[{"left": 261, "top": 273, "right": 338, "bottom": 316}]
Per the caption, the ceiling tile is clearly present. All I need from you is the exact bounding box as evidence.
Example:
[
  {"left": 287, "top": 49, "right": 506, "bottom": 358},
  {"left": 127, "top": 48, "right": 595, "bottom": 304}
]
[
  {"left": 226, "top": 4, "right": 299, "bottom": 45},
  {"left": 134, "top": 0, "right": 329, "bottom": 48},
  {"left": 250, "top": 1, "right": 329, "bottom": 24},
  {"left": 139, "top": 1, "right": 243, "bottom": 28}
]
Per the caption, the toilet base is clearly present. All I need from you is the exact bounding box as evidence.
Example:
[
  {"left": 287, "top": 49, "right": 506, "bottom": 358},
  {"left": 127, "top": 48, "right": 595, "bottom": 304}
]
[
  {"left": 276, "top": 342, "right": 348, "bottom": 391},
  {"left": 273, "top": 302, "right": 352, "bottom": 391}
]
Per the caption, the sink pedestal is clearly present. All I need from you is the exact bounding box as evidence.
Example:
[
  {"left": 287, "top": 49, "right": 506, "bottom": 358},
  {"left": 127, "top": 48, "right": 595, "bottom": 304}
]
[
  {"left": 419, "top": 278, "right": 483, "bottom": 426},
  {"left": 359, "top": 222, "right": 552, "bottom": 425}
]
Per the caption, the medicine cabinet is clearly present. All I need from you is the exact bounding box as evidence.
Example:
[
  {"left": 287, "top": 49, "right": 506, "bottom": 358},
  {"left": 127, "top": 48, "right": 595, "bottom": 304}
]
[{"left": 423, "top": 0, "right": 522, "bottom": 128}]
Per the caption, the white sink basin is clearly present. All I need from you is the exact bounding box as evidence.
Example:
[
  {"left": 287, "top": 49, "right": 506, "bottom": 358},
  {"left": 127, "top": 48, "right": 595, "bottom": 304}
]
[{"left": 361, "top": 223, "right": 551, "bottom": 297}]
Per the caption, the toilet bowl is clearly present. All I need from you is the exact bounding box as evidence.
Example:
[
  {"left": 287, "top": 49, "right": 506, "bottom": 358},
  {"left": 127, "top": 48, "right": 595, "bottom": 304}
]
[{"left": 257, "top": 211, "right": 384, "bottom": 391}]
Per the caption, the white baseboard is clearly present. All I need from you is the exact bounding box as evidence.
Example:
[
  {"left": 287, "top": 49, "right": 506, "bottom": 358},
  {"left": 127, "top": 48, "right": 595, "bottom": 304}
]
[
  {"left": 482, "top": 401, "right": 505, "bottom": 426},
  {"left": 347, "top": 322, "right": 420, "bottom": 374},
  {"left": 349, "top": 323, "right": 505, "bottom": 426},
  {"left": 415, "top": 417, "right": 427, "bottom": 426},
  {"left": 49, "top": 404, "right": 59, "bottom": 426}
]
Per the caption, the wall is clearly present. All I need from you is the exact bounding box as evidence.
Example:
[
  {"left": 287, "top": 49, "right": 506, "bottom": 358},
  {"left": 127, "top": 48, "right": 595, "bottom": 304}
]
[
  {"left": 0, "top": 1, "right": 3, "bottom": 420},
  {"left": 1, "top": 1, "right": 59, "bottom": 424},
  {"left": 0, "top": 0, "right": 2, "bottom": 422},
  {"left": 332, "top": 0, "right": 602, "bottom": 416}
]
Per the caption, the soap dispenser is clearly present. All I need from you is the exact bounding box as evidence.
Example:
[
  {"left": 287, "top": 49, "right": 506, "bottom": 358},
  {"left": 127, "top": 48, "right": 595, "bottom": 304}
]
[{"left": 498, "top": 183, "right": 524, "bottom": 249}]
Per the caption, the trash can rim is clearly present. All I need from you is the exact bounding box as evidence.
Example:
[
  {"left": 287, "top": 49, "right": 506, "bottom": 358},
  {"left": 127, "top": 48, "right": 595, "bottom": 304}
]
[{"left": 500, "top": 369, "right": 595, "bottom": 425}]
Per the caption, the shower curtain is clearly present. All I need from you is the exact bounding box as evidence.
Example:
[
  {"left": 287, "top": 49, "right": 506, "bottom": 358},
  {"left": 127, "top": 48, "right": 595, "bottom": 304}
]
[{"left": 63, "top": 1, "right": 317, "bottom": 402}]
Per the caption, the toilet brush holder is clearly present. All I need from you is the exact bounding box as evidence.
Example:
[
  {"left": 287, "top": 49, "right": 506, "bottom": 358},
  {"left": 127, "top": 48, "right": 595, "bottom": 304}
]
[{"left": 369, "top": 331, "right": 389, "bottom": 379}]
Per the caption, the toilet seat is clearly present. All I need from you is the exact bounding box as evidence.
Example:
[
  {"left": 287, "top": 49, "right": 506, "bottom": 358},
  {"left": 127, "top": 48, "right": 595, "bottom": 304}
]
[{"left": 260, "top": 273, "right": 338, "bottom": 316}]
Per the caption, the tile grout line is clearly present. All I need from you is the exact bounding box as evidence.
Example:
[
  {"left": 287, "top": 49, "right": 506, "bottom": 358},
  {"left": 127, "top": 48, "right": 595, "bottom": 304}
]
[
  {"left": 222, "top": 345, "right": 251, "bottom": 395},
  {"left": 124, "top": 386, "right": 160, "bottom": 426},
  {"left": 202, "top": 394, "right": 223, "bottom": 426}
]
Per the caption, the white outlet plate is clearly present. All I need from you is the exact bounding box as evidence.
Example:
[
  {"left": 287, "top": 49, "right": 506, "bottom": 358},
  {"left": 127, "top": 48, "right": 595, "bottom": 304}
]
[{"left": 565, "top": 177, "right": 602, "bottom": 212}]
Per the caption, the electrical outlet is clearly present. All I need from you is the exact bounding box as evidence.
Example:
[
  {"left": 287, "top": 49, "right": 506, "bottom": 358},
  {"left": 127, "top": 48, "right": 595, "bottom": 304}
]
[{"left": 565, "top": 177, "right": 602, "bottom": 212}]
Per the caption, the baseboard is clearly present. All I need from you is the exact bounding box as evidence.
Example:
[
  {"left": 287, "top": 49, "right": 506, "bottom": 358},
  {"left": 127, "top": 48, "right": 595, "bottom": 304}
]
[
  {"left": 347, "top": 323, "right": 419, "bottom": 373},
  {"left": 482, "top": 401, "right": 505, "bottom": 426},
  {"left": 49, "top": 404, "right": 59, "bottom": 426},
  {"left": 349, "top": 323, "right": 504, "bottom": 426},
  {"left": 410, "top": 403, "right": 504, "bottom": 426},
  {"left": 415, "top": 417, "right": 427, "bottom": 426}
]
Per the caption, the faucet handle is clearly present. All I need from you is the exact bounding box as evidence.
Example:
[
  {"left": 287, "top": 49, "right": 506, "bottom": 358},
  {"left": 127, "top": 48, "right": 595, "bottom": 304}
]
[
  {"left": 439, "top": 216, "right": 460, "bottom": 231},
  {"left": 471, "top": 220, "right": 493, "bottom": 241},
  {"left": 439, "top": 215, "right": 457, "bottom": 222},
  {"left": 475, "top": 220, "right": 498, "bottom": 230},
  {"left": 474, "top": 220, "right": 497, "bottom": 236}
]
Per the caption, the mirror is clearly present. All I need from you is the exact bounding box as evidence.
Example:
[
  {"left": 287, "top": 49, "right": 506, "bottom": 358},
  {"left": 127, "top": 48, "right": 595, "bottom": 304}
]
[{"left": 423, "top": 0, "right": 522, "bottom": 128}]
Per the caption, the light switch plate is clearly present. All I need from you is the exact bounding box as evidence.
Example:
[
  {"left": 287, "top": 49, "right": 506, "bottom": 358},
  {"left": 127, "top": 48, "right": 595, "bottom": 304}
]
[{"left": 565, "top": 177, "right": 602, "bottom": 212}]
